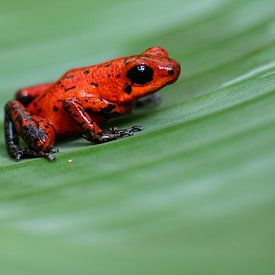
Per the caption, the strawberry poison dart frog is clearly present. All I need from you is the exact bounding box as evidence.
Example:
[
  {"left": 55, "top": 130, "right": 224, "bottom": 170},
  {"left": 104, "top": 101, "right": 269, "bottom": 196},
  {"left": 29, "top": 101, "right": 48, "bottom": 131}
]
[{"left": 4, "top": 47, "right": 181, "bottom": 161}]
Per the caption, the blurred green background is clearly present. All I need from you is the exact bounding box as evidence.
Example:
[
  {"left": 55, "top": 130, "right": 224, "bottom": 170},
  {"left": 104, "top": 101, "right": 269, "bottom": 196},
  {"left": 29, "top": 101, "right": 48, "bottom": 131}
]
[{"left": 0, "top": 0, "right": 275, "bottom": 274}]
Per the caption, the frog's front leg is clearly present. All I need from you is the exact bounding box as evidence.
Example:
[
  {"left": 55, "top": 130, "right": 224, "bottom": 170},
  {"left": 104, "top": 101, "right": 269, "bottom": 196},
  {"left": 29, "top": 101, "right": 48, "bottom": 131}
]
[{"left": 62, "top": 96, "right": 143, "bottom": 143}]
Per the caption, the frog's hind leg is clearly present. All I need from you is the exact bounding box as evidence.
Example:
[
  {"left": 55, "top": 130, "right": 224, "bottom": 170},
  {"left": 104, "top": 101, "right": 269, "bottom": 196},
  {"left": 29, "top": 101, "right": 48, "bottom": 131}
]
[
  {"left": 4, "top": 109, "right": 21, "bottom": 160},
  {"left": 16, "top": 83, "right": 53, "bottom": 106},
  {"left": 4, "top": 100, "right": 57, "bottom": 161}
]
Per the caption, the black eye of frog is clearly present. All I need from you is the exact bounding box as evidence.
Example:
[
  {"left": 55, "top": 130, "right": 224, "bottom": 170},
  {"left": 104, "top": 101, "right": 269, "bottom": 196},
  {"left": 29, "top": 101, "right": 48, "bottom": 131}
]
[{"left": 126, "top": 65, "right": 154, "bottom": 85}]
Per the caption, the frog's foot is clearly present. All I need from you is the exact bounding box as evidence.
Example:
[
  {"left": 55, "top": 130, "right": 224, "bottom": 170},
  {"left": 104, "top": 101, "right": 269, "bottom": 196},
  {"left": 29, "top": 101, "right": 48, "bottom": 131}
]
[
  {"left": 14, "top": 147, "right": 59, "bottom": 161},
  {"left": 109, "top": 125, "right": 144, "bottom": 136},
  {"left": 88, "top": 125, "right": 144, "bottom": 144}
]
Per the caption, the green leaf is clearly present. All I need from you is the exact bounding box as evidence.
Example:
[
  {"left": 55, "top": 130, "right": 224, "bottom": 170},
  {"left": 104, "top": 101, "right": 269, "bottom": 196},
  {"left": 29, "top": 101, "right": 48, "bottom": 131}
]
[{"left": 0, "top": 0, "right": 275, "bottom": 274}]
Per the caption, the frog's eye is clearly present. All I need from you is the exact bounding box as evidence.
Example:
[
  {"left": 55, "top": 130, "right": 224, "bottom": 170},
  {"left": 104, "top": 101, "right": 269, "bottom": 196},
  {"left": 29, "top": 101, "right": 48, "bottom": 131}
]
[{"left": 126, "top": 65, "right": 154, "bottom": 85}]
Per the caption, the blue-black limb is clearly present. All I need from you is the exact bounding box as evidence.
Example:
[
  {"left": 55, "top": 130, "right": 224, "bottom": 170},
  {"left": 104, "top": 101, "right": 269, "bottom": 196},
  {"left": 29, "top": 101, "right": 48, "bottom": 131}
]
[{"left": 4, "top": 100, "right": 57, "bottom": 161}]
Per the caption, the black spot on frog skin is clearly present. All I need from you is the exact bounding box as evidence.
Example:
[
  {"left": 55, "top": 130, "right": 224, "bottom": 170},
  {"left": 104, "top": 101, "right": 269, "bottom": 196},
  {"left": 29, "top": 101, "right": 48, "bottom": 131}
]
[
  {"left": 64, "top": 86, "right": 76, "bottom": 92},
  {"left": 116, "top": 74, "right": 120, "bottom": 78},
  {"left": 124, "top": 84, "right": 132, "bottom": 94},
  {"left": 90, "top": 82, "right": 98, "bottom": 88},
  {"left": 53, "top": 106, "right": 59, "bottom": 112},
  {"left": 83, "top": 70, "right": 90, "bottom": 74}
]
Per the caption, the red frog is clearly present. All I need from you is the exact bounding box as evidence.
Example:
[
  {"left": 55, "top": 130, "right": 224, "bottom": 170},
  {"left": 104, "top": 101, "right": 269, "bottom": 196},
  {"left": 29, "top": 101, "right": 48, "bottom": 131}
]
[{"left": 4, "top": 46, "right": 181, "bottom": 161}]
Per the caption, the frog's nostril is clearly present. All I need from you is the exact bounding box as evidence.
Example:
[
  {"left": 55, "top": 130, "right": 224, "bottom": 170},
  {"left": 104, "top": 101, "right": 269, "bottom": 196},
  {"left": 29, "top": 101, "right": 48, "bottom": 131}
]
[
  {"left": 168, "top": 69, "right": 174, "bottom": 76},
  {"left": 166, "top": 61, "right": 181, "bottom": 84}
]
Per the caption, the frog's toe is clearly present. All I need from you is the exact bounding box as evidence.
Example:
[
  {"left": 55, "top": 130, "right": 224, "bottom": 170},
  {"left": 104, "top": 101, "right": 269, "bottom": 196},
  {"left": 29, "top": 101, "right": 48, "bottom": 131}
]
[
  {"left": 108, "top": 127, "right": 132, "bottom": 137},
  {"left": 49, "top": 147, "right": 59, "bottom": 153},
  {"left": 14, "top": 148, "right": 57, "bottom": 161},
  {"left": 46, "top": 153, "right": 56, "bottom": 161},
  {"left": 128, "top": 125, "right": 144, "bottom": 132},
  {"left": 15, "top": 150, "right": 24, "bottom": 161},
  {"left": 107, "top": 125, "right": 144, "bottom": 137}
]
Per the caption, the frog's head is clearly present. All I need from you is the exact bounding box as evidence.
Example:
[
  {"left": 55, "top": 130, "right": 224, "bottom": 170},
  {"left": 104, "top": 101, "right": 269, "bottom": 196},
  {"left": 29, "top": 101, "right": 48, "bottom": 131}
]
[{"left": 120, "top": 46, "right": 181, "bottom": 102}]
